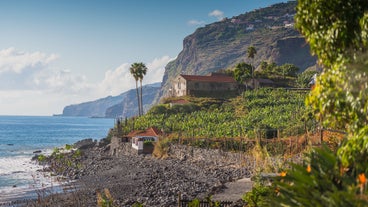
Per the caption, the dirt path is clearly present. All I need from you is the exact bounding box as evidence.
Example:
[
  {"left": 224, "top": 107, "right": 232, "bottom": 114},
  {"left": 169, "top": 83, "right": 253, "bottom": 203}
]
[{"left": 212, "top": 178, "right": 253, "bottom": 201}]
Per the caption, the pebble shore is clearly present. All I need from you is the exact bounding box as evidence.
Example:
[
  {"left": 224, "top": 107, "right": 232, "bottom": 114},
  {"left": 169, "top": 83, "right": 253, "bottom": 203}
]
[{"left": 31, "top": 139, "right": 250, "bottom": 207}]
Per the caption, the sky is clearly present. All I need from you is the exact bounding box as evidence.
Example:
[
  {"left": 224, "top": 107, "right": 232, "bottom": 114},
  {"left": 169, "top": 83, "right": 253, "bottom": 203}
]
[{"left": 0, "top": 0, "right": 286, "bottom": 115}]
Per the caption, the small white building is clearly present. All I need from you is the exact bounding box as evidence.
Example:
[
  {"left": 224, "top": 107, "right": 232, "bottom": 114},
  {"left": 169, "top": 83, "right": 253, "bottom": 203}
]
[
  {"left": 128, "top": 127, "right": 162, "bottom": 154},
  {"left": 132, "top": 136, "right": 158, "bottom": 153}
]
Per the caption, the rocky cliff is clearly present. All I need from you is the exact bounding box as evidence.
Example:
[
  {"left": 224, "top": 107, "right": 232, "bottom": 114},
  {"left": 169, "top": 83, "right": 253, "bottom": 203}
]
[
  {"left": 62, "top": 82, "right": 161, "bottom": 118},
  {"left": 158, "top": 1, "right": 316, "bottom": 99},
  {"left": 61, "top": 2, "right": 316, "bottom": 117}
]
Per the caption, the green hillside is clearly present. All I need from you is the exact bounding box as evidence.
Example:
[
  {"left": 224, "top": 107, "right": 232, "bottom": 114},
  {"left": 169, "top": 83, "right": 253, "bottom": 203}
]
[{"left": 118, "top": 88, "right": 313, "bottom": 141}]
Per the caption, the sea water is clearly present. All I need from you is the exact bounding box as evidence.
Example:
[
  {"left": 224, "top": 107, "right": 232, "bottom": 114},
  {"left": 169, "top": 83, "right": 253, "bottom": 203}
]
[{"left": 0, "top": 116, "right": 114, "bottom": 202}]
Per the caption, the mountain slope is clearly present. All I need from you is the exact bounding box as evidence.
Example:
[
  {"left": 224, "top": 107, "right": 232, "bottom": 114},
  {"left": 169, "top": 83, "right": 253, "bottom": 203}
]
[
  {"left": 158, "top": 1, "right": 316, "bottom": 99},
  {"left": 62, "top": 82, "right": 161, "bottom": 118},
  {"left": 105, "top": 83, "right": 161, "bottom": 118}
]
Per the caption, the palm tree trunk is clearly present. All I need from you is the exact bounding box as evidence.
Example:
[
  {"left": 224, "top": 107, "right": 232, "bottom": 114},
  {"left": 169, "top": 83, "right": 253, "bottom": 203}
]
[
  {"left": 135, "top": 81, "right": 141, "bottom": 116},
  {"left": 252, "top": 65, "right": 255, "bottom": 89},
  {"left": 140, "top": 79, "right": 143, "bottom": 116}
]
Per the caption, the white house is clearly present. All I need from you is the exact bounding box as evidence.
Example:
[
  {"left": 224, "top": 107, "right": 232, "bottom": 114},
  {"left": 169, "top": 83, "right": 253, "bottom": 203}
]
[
  {"left": 128, "top": 127, "right": 162, "bottom": 154},
  {"left": 131, "top": 136, "right": 158, "bottom": 152}
]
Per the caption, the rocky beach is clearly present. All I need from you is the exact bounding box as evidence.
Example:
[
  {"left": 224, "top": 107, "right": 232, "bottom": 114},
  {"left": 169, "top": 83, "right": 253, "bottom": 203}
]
[{"left": 20, "top": 138, "right": 254, "bottom": 207}]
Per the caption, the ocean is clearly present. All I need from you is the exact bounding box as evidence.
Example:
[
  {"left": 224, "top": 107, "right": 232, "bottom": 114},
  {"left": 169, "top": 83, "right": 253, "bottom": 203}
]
[{"left": 0, "top": 116, "right": 114, "bottom": 202}]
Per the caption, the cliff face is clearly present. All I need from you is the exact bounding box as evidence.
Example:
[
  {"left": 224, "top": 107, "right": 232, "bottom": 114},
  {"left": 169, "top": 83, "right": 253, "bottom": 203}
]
[
  {"left": 61, "top": 2, "right": 316, "bottom": 116},
  {"left": 62, "top": 82, "right": 161, "bottom": 118},
  {"left": 158, "top": 1, "right": 316, "bottom": 100},
  {"left": 104, "top": 83, "right": 161, "bottom": 118}
]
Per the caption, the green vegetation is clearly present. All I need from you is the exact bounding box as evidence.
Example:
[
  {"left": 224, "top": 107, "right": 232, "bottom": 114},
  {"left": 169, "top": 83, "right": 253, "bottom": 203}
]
[
  {"left": 253, "top": 0, "right": 368, "bottom": 206},
  {"left": 47, "top": 147, "right": 83, "bottom": 176},
  {"left": 161, "top": 1, "right": 315, "bottom": 98},
  {"left": 232, "top": 62, "right": 252, "bottom": 84},
  {"left": 152, "top": 137, "right": 170, "bottom": 159},
  {"left": 243, "top": 177, "right": 273, "bottom": 207},
  {"left": 271, "top": 145, "right": 368, "bottom": 206},
  {"left": 119, "top": 88, "right": 310, "bottom": 141},
  {"left": 97, "top": 188, "right": 115, "bottom": 207}
]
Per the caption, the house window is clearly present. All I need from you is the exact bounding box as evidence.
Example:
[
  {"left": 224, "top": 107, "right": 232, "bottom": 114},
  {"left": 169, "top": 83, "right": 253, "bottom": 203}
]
[
  {"left": 195, "top": 82, "right": 199, "bottom": 89},
  {"left": 178, "top": 82, "right": 181, "bottom": 89}
]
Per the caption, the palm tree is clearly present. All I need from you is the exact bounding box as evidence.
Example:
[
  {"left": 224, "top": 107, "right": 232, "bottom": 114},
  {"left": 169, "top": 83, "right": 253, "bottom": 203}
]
[
  {"left": 247, "top": 46, "right": 257, "bottom": 89},
  {"left": 137, "top": 63, "right": 147, "bottom": 115},
  {"left": 129, "top": 63, "right": 142, "bottom": 116}
]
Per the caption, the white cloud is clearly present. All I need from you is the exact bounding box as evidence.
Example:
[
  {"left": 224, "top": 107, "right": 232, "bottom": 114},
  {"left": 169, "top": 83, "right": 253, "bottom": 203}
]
[
  {"left": 187, "top": 20, "right": 206, "bottom": 26},
  {"left": 0, "top": 47, "right": 58, "bottom": 74},
  {"left": 209, "top": 9, "right": 224, "bottom": 20},
  {"left": 98, "top": 63, "right": 135, "bottom": 96},
  {"left": 146, "top": 55, "right": 175, "bottom": 84},
  {"left": 99, "top": 55, "right": 174, "bottom": 96},
  {"left": 33, "top": 69, "right": 93, "bottom": 94},
  {"left": 0, "top": 47, "right": 174, "bottom": 115}
]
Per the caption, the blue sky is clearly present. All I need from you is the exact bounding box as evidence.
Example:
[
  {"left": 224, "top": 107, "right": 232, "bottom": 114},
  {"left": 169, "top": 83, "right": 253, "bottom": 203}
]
[{"left": 0, "top": 0, "right": 286, "bottom": 115}]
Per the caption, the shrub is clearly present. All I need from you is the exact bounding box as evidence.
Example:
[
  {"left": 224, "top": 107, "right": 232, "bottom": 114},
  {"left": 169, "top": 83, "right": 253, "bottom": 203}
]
[
  {"left": 143, "top": 140, "right": 154, "bottom": 147},
  {"left": 148, "top": 104, "right": 168, "bottom": 115},
  {"left": 97, "top": 188, "right": 115, "bottom": 207},
  {"left": 243, "top": 177, "right": 273, "bottom": 207},
  {"left": 170, "top": 103, "right": 198, "bottom": 114},
  {"left": 37, "top": 154, "right": 47, "bottom": 162},
  {"left": 152, "top": 137, "right": 170, "bottom": 159},
  {"left": 270, "top": 145, "right": 368, "bottom": 206}
]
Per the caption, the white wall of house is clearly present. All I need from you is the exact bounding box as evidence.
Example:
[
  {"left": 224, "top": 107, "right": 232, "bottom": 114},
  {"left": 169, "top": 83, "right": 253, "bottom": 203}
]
[
  {"left": 173, "top": 76, "right": 187, "bottom": 97},
  {"left": 131, "top": 136, "right": 158, "bottom": 151}
]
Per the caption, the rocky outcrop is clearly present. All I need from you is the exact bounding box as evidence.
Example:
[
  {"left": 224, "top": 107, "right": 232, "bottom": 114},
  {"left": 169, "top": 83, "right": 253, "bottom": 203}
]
[{"left": 157, "top": 1, "right": 316, "bottom": 101}]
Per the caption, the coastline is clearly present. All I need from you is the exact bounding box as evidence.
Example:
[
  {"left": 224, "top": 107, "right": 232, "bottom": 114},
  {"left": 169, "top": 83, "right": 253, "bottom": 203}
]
[{"left": 19, "top": 138, "right": 252, "bottom": 207}]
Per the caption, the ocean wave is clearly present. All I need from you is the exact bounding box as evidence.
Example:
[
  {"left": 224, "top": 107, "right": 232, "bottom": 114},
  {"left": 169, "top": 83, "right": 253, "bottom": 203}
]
[{"left": 0, "top": 156, "right": 41, "bottom": 175}]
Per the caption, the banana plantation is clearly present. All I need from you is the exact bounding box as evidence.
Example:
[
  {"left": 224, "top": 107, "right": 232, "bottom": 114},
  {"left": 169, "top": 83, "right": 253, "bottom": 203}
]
[{"left": 117, "top": 88, "right": 314, "bottom": 140}]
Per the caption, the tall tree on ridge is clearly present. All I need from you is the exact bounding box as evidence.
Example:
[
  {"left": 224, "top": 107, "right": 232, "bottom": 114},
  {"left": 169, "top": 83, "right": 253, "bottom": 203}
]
[
  {"left": 247, "top": 46, "right": 257, "bottom": 89},
  {"left": 129, "top": 62, "right": 142, "bottom": 116},
  {"left": 137, "top": 62, "right": 148, "bottom": 116}
]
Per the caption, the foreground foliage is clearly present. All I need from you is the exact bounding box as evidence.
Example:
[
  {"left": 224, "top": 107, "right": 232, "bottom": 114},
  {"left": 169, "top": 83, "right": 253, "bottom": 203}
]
[
  {"left": 271, "top": 145, "right": 368, "bottom": 207},
  {"left": 262, "top": 0, "right": 368, "bottom": 206}
]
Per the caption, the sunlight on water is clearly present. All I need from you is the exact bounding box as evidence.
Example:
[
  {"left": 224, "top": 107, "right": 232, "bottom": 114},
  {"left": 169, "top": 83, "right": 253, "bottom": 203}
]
[{"left": 0, "top": 116, "right": 114, "bottom": 201}]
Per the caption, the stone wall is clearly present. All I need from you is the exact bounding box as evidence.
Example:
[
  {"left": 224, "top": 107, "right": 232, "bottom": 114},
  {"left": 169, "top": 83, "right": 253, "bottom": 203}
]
[
  {"left": 110, "top": 136, "right": 135, "bottom": 156},
  {"left": 109, "top": 137, "right": 255, "bottom": 176},
  {"left": 168, "top": 144, "right": 255, "bottom": 170}
]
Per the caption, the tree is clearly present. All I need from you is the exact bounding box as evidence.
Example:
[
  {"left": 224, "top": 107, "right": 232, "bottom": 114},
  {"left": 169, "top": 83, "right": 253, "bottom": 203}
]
[
  {"left": 295, "top": 0, "right": 368, "bottom": 133},
  {"left": 268, "top": 2, "right": 368, "bottom": 205},
  {"left": 296, "top": 0, "right": 368, "bottom": 68},
  {"left": 137, "top": 63, "right": 147, "bottom": 116},
  {"left": 233, "top": 62, "right": 252, "bottom": 83},
  {"left": 130, "top": 62, "right": 147, "bottom": 116},
  {"left": 247, "top": 46, "right": 257, "bottom": 60},
  {"left": 247, "top": 46, "right": 257, "bottom": 88},
  {"left": 295, "top": 0, "right": 368, "bottom": 132},
  {"left": 278, "top": 63, "right": 299, "bottom": 79},
  {"left": 269, "top": 1, "right": 368, "bottom": 206},
  {"left": 296, "top": 0, "right": 368, "bottom": 169}
]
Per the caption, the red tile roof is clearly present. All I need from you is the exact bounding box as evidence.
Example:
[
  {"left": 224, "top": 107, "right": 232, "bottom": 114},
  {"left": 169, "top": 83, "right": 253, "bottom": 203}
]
[
  {"left": 180, "top": 73, "right": 236, "bottom": 83},
  {"left": 127, "top": 127, "right": 162, "bottom": 137}
]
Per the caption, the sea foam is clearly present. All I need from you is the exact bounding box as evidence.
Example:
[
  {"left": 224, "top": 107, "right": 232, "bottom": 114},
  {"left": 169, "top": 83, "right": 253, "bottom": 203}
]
[{"left": 0, "top": 153, "right": 61, "bottom": 202}]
